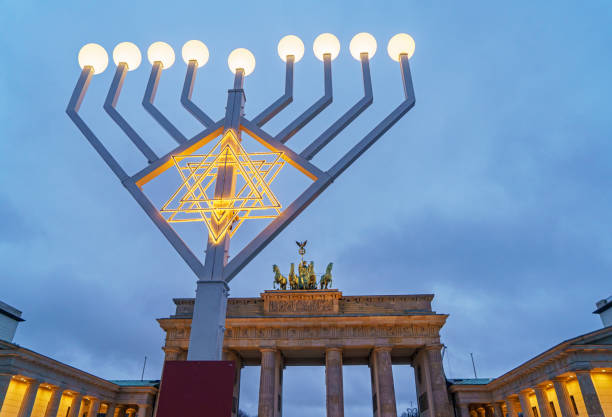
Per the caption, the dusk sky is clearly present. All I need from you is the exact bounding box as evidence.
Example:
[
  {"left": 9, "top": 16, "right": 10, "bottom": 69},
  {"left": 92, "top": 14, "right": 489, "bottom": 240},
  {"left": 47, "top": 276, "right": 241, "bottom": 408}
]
[{"left": 2, "top": 1, "right": 612, "bottom": 416}]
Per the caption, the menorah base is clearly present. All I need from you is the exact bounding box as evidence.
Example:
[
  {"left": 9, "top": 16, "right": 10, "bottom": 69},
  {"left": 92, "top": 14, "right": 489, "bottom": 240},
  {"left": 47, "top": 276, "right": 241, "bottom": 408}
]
[{"left": 156, "top": 361, "right": 235, "bottom": 417}]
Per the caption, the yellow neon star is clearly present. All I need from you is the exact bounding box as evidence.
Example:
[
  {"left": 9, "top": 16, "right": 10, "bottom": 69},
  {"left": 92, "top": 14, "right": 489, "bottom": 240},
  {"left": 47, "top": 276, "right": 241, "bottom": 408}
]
[{"left": 160, "top": 130, "right": 285, "bottom": 242}]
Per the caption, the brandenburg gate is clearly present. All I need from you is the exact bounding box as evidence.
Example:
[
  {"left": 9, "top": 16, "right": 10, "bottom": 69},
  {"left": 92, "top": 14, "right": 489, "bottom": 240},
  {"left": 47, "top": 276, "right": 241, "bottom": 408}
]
[{"left": 158, "top": 289, "right": 454, "bottom": 417}]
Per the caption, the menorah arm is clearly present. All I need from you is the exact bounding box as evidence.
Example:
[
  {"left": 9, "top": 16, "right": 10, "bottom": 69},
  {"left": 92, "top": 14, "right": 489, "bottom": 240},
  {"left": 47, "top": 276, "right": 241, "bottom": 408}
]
[
  {"left": 104, "top": 63, "right": 159, "bottom": 163},
  {"left": 181, "top": 60, "right": 215, "bottom": 127},
  {"left": 274, "top": 54, "right": 333, "bottom": 144},
  {"left": 142, "top": 61, "right": 187, "bottom": 144},
  {"left": 66, "top": 67, "right": 129, "bottom": 181},
  {"left": 300, "top": 53, "right": 373, "bottom": 161},
  {"left": 327, "top": 54, "right": 415, "bottom": 180},
  {"left": 240, "top": 118, "right": 325, "bottom": 180},
  {"left": 251, "top": 56, "right": 294, "bottom": 127},
  {"left": 223, "top": 175, "right": 333, "bottom": 283}
]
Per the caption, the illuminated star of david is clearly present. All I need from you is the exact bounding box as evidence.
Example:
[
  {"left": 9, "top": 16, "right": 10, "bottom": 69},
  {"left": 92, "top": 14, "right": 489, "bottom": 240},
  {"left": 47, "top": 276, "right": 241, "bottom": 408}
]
[{"left": 160, "top": 130, "right": 285, "bottom": 242}]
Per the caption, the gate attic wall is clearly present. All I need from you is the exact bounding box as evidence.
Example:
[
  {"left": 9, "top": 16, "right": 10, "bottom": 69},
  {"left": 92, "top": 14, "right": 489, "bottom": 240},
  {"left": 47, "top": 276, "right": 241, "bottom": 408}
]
[{"left": 158, "top": 290, "right": 448, "bottom": 366}]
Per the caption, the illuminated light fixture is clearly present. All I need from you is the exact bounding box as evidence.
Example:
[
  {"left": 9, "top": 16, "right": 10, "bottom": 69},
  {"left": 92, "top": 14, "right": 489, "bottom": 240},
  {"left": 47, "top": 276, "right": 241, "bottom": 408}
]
[
  {"left": 78, "top": 43, "right": 108, "bottom": 74},
  {"left": 112, "top": 42, "right": 142, "bottom": 71},
  {"left": 147, "top": 41, "right": 175, "bottom": 69},
  {"left": 277, "top": 35, "right": 304, "bottom": 62},
  {"left": 313, "top": 33, "right": 340, "bottom": 61},
  {"left": 228, "top": 48, "right": 256, "bottom": 75},
  {"left": 161, "top": 130, "right": 284, "bottom": 243},
  {"left": 349, "top": 32, "right": 377, "bottom": 60},
  {"left": 387, "top": 33, "right": 416, "bottom": 61},
  {"left": 182, "top": 40, "right": 209, "bottom": 67}
]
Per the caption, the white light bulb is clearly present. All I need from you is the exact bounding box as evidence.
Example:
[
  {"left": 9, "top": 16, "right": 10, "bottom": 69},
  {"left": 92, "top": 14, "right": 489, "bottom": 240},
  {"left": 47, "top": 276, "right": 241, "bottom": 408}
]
[
  {"left": 182, "top": 40, "right": 209, "bottom": 67},
  {"left": 227, "top": 48, "right": 256, "bottom": 76},
  {"left": 78, "top": 43, "right": 108, "bottom": 74},
  {"left": 147, "top": 42, "right": 175, "bottom": 69},
  {"left": 349, "top": 33, "right": 377, "bottom": 60},
  {"left": 313, "top": 33, "right": 341, "bottom": 61},
  {"left": 387, "top": 33, "right": 416, "bottom": 61},
  {"left": 112, "top": 42, "right": 142, "bottom": 71},
  {"left": 277, "top": 35, "right": 305, "bottom": 62}
]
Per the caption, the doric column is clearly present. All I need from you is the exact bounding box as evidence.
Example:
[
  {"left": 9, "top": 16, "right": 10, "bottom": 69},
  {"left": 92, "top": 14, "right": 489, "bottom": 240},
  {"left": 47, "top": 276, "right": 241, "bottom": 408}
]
[
  {"left": 476, "top": 407, "right": 486, "bottom": 417},
  {"left": 88, "top": 398, "right": 101, "bottom": 417},
  {"left": 136, "top": 404, "right": 152, "bottom": 417},
  {"left": 425, "top": 345, "right": 453, "bottom": 417},
  {"left": 67, "top": 393, "right": 83, "bottom": 417},
  {"left": 105, "top": 403, "right": 117, "bottom": 417},
  {"left": 493, "top": 402, "right": 504, "bottom": 417},
  {"left": 534, "top": 386, "right": 554, "bottom": 417},
  {"left": 458, "top": 403, "right": 471, "bottom": 417},
  {"left": 44, "top": 386, "right": 64, "bottom": 417},
  {"left": 114, "top": 405, "right": 127, "bottom": 417},
  {"left": 574, "top": 371, "right": 604, "bottom": 417},
  {"left": 0, "top": 374, "right": 13, "bottom": 412},
  {"left": 17, "top": 379, "right": 40, "bottom": 417},
  {"left": 518, "top": 390, "right": 535, "bottom": 417},
  {"left": 258, "top": 348, "right": 278, "bottom": 417},
  {"left": 552, "top": 378, "right": 577, "bottom": 417},
  {"left": 370, "top": 347, "right": 397, "bottom": 417},
  {"left": 505, "top": 397, "right": 519, "bottom": 417},
  {"left": 325, "top": 348, "right": 344, "bottom": 417},
  {"left": 223, "top": 349, "right": 243, "bottom": 417}
]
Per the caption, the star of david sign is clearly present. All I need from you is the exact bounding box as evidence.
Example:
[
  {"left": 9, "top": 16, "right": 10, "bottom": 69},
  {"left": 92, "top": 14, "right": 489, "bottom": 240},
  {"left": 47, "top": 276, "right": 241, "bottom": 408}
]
[{"left": 160, "top": 130, "right": 285, "bottom": 243}]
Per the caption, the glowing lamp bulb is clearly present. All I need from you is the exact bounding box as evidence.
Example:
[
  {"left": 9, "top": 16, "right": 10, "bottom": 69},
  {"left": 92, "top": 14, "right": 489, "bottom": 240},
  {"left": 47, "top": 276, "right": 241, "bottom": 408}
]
[
  {"left": 182, "top": 40, "right": 209, "bottom": 67},
  {"left": 78, "top": 43, "right": 108, "bottom": 74},
  {"left": 227, "top": 48, "right": 256, "bottom": 76},
  {"left": 349, "top": 32, "right": 377, "bottom": 60},
  {"left": 313, "top": 33, "right": 340, "bottom": 61},
  {"left": 387, "top": 33, "right": 416, "bottom": 61},
  {"left": 147, "top": 42, "right": 175, "bottom": 69},
  {"left": 277, "top": 35, "right": 304, "bottom": 62},
  {"left": 112, "top": 42, "right": 142, "bottom": 71}
]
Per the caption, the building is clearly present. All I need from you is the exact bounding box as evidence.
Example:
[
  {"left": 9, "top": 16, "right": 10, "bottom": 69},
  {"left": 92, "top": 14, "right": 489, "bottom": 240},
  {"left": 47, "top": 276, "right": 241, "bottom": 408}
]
[{"left": 0, "top": 302, "right": 158, "bottom": 417}]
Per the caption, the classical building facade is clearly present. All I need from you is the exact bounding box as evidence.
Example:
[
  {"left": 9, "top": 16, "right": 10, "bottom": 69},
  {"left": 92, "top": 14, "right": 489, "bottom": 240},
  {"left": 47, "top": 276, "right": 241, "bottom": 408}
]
[
  {"left": 0, "top": 337, "right": 158, "bottom": 417},
  {"left": 449, "top": 327, "right": 612, "bottom": 417},
  {"left": 157, "top": 289, "right": 454, "bottom": 417}
]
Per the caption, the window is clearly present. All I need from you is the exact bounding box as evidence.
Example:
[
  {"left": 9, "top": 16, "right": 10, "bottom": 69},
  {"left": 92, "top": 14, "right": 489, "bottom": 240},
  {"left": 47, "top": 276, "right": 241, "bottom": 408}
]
[
  {"left": 532, "top": 406, "right": 539, "bottom": 417},
  {"left": 570, "top": 396, "right": 579, "bottom": 415},
  {"left": 549, "top": 402, "right": 557, "bottom": 417}
]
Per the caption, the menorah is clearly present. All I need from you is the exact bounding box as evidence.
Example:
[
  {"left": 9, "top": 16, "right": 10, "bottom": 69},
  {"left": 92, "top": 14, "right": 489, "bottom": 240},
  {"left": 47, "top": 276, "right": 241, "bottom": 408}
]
[{"left": 67, "top": 32, "right": 416, "bottom": 361}]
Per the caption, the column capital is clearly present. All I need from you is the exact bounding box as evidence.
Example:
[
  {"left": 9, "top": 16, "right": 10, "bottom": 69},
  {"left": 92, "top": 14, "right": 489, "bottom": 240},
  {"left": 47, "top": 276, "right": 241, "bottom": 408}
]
[
  {"left": 573, "top": 369, "right": 592, "bottom": 375},
  {"left": 552, "top": 376, "right": 570, "bottom": 382},
  {"left": 372, "top": 346, "right": 392, "bottom": 353},
  {"left": 259, "top": 347, "right": 278, "bottom": 353},
  {"left": 326, "top": 347, "right": 343, "bottom": 353},
  {"left": 424, "top": 343, "right": 444, "bottom": 351}
]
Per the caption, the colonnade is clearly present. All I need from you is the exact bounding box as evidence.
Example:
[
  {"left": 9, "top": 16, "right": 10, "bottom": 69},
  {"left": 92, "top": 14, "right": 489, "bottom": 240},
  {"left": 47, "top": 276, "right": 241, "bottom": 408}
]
[
  {"left": 0, "top": 374, "right": 151, "bottom": 417},
  {"left": 225, "top": 345, "right": 452, "bottom": 417},
  {"left": 459, "top": 371, "right": 608, "bottom": 417}
]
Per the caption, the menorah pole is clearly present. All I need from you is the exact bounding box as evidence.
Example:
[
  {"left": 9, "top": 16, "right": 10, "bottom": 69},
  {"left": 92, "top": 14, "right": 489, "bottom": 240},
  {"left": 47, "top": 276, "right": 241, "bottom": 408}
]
[{"left": 187, "top": 69, "right": 246, "bottom": 361}]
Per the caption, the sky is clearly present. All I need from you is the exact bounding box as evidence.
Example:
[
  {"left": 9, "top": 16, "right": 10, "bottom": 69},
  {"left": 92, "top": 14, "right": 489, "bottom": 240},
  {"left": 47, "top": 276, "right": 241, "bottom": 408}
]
[{"left": 1, "top": 1, "right": 612, "bottom": 416}]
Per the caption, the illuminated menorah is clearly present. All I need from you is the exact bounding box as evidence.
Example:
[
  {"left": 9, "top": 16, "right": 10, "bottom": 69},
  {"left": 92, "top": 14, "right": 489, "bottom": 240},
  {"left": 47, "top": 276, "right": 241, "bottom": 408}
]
[{"left": 67, "top": 32, "right": 416, "bottom": 360}]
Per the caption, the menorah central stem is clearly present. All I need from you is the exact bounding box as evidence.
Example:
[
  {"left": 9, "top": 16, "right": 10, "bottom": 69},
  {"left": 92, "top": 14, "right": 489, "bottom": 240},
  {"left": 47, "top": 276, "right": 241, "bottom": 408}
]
[{"left": 187, "top": 69, "right": 246, "bottom": 361}]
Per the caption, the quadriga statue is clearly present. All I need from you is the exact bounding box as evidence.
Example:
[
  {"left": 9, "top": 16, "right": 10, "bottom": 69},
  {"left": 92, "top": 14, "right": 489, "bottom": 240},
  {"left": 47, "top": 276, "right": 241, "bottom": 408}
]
[{"left": 320, "top": 262, "right": 333, "bottom": 289}]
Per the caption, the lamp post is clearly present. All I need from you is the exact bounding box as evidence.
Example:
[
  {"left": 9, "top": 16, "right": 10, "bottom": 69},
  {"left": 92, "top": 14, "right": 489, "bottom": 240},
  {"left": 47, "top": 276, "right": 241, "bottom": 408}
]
[{"left": 67, "top": 32, "right": 416, "bottom": 361}]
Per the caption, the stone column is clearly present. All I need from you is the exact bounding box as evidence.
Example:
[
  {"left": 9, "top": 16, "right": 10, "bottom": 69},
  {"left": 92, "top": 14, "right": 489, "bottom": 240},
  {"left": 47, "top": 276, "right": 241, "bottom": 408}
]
[
  {"left": 258, "top": 348, "right": 278, "bottom": 417},
  {"left": 0, "top": 374, "right": 13, "bottom": 412},
  {"left": 425, "top": 345, "right": 453, "bottom": 417},
  {"left": 574, "top": 371, "right": 604, "bottom": 417},
  {"left": 17, "top": 380, "right": 40, "bottom": 417},
  {"left": 493, "top": 402, "right": 504, "bottom": 417},
  {"left": 88, "top": 398, "right": 101, "bottom": 417},
  {"left": 163, "top": 347, "right": 181, "bottom": 361},
  {"left": 505, "top": 397, "right": 519, "bottom": 417},
  {"left": 114, "top": 405, "right": 127, "bottom": 417},
  {"left": 476, "top": 407, "right": 486, "bottom": 417},
  {"left": 136, "top": 404, "right": 152, "bottom": 417},
  {"left": 325, "top": 348, "right": 344, "bottom": 417},
  {"left": 370, "top": 347, "right": 397, "bottom": 417},
  {"left": 44, "top": 387, "right": 64, "bottom": 417},
  {"left": 458, "top": 403, "right": 471, "bottom": 417},
  {"left": 552, "top": 378, "right": 577, "bottom": 417},
  {"left": 223, "top": 350, "right": 243, "bottom": 417},
  {"left": 67, "top": 393, "right": 83, "bottom": 417},
  {"left": 519, "top": 390, "right": 535, "bottom": 417},
  {"left": 105, "top": 403, "right": 117, "bottom": 417},
  {"left": 534, "top": 386, "right": 554, "bottom": 417}
]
